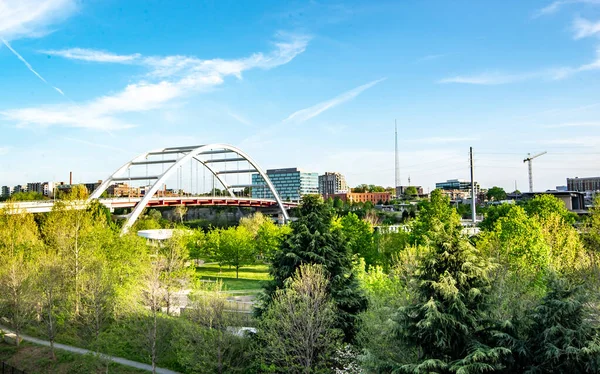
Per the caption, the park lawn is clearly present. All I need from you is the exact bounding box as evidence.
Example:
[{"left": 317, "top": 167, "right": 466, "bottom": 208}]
[
  {"left": 0, "top": 342, "right": 146, "bottom": 374},
  {"left": 196, "top": 263, "right": 271, "bottom": 292}
]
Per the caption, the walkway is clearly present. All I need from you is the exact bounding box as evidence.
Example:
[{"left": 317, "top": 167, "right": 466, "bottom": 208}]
[{"left": 0, "top": 325, "right": 179, "bottom": 374}]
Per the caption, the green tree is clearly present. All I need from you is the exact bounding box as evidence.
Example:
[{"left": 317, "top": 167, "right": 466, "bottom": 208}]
[
  {"left": 159, "top": 232, "right": 195, "bottom": 315},
  {"left": 404, "top": 186, "right": 418, "bottom": 197},
  {"left": 411, "top": 189, "right": 461, "bottom": 245},
  {"left": 394, "top": 233, "right": 509, "bottom": 373},
  {"left": 523, "top": 194, "right": 576, "bottom": 224},
  {"left": 486, "top": 186, "right": 507, "bottom": 201},
  {"left": 340, "top": 213, "right": 378, "bottom": 268},
  {"left": 519, "top": 275, "right": 600, "bottom": 373},
  {"left": 8, "top": 191, "right": 46, "bottom": 201},
  {"left": 257, "top": 264, "right": 342, "bottom": 373},
  {"left": 175, "top": 281, "right": 249, "bottom": 374},
  {"left": 42, "top": 201, "right": 99, "bottom": 316},
  {"left": 479, "top": 203, "right": 515, "bottom": 232},
  {"left": 174, "top": 205, "right": 188, "bottom": 223},
  {"left": 36, "top": 251, "right": 67, "bottom": 360},
  {"left": 219, "top": 226, "right": 257, "bottom": 278},
  {"left": 333, "top": 197, "right": 344, "bottom": 210},
  {"left": 0, "top": 252, "right": 35, "bottom": 346},
  {"left": 260, "top": 195, "right": 367, "bottom": 342}
]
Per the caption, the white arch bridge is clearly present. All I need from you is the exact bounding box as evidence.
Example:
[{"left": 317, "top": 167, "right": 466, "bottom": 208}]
[{"left": 2, "top": 144, "right": 294, "bottom": 233}]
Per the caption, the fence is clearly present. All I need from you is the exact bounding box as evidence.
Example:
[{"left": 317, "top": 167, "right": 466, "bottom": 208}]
[{"left": 0, "top": 362, "right": 25, "bottom": 374}]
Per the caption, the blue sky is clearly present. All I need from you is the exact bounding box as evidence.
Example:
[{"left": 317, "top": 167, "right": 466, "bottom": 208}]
[{"left": 1, "top": 0, "right": 600, "bottom": 192}]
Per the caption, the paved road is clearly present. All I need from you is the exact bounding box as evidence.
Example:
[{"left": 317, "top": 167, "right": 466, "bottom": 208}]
[{"left": 0, "top": 325, "right": 179, "bottom": 374}]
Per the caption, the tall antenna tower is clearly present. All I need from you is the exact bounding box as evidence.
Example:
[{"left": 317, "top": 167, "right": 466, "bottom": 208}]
[{"left": 395, "top": 120, "right": 400, "bottom": 189}]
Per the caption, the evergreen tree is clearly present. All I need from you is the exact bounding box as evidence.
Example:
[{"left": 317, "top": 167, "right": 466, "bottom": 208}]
[
  {"left": 394, "top": 232, "right": 510, "bottom": 373},
  {"left": 520, "top": 275, "right": 600, "bottom": 373},
  {"left": 259, "top": 195, "right": 367, "bottom": 342}
]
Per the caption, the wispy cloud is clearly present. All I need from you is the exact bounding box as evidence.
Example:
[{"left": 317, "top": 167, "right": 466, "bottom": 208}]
[
  {"left": 416, "top": 54, "right": 446, "bottom": 63},
  {"left": 438, "top": 72, "right": 540, "bottom": 85},
  {"left": 2, "top": 38, "right": 66, "bottom": 97},
  {"left": 439, "top": 47, "right": 600, "bottom": 85},
  {"left": 573, "top": 17, "right": 600, "bottom": 39},
  {"left": 534, "top": 0, "right": 600, "bottom": 18},
  {"left": 0, "top": 0, "right": 76, "bottom": 40},
  {"left": 227, "top": 111, "right": 252, "bottom": 126},
  {"left": 40, "top": 48, "right": 141, "bottom": 63},
  {"left": 543, "top": 121, "right": 600, "bottom": 128},
  {"left": 0, "top": 147, "right": 9, "bottom": 156},
  {"left": 1, "top": 34, "right": 310, "bottom": 131},
  {"left": 283, "top": 78, "right": 385, "bottom": 123}
]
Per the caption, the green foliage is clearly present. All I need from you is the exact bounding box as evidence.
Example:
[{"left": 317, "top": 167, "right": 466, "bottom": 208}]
[
  {"left": 393, "top": 233, "right": 508, "bottom": 373},
  {"left": 523, "top": 194, "right": 577, "bottom": 225},
  {"left": 519, "top": 275, "right": 600, "bottom": 373},
  {"left": 174, "top": 281, "right": 252, "bottom": 373},
  {"left": 260, "top": 195, "right": 367, "bottom": 343},
  {"left": 352, "top": 184, "right": 386, "bottom": 193},
  {"left": 487, "top": 186, "right": 507, "bottom": 201},
  {"left": 479, "top": 203, "right": 515, "bottom": 232},
  {"left": 339, "top": 213, "right": 378, "bottom": 268},
  {"left": 256, "top": 264, "right": 343, "bottom": 373},
  {"left": 7, "top": 191, "right": 46, "bottom": 201},
  {"left": 411, "top": 189, "right": 462, "bottom": 245}
]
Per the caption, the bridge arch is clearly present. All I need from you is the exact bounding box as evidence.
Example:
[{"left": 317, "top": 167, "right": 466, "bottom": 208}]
[{"left": 89, "top": 144, "right": 289, "bottom": 233}]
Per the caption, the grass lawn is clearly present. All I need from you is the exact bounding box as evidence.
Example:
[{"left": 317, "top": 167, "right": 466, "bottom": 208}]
[
  {"left": 0, "top": 342, "right": 146, "bottom": 374},
  {"left": 196, "top": 263, "right": 271, "bottom": 292}
]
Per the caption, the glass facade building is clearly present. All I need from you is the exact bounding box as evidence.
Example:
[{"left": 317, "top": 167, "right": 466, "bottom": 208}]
[{"left": 252, "top": 168, "right": 319, "bottom": 201}]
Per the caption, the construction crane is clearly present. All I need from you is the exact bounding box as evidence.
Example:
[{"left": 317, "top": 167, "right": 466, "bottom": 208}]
[{"left": 523, "top": 151, "right": 547, "bottom": 192}]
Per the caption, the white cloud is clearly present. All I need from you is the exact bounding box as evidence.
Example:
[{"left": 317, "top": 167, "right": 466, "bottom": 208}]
[
  {"left": 438, "top": 72, "right": 539, "bottom": 85},
  {"left": 0, "top": 147, "right": 9, "bottom": 156},
  {"left": 283, "top": 78, "right": 385, "bottom": 123},
  {"left": 0, "top": 0, "right": 76, "bottom": 40},
  {"left": 1, "top": 34, "right": 310, "bottom": 131},
  {"left": 2, "top": 38, "right": 66, "bottom": 96},
  {"left": 573, "top": 17, "right": 600, "bottom": 39},
  {"left": 534, "top": 0, "right": 600, "bottom": 18},
  {"left": 227, "top": 112, "right": 252, "bottom": 126},
  {"left": 440, "top": 47, "right": 600, "bottom": 85},
  {"left": 40, "top": 48, "right": 141, "bottom": 63}
]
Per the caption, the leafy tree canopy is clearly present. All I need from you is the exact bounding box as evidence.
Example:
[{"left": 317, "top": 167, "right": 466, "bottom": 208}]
[
  {"left": 260, "top": 195, "right": 367, "bottom": 342},
  {"left": 486, "top": 186, "right": 507, "bottom": 201}
]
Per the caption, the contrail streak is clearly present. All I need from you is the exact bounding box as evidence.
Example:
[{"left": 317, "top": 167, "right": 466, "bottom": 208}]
[{"left": 2, "top": 38, "right": 66, "bottom": 97}]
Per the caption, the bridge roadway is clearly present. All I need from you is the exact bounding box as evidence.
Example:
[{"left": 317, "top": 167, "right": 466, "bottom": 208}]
[{"left": 0, "top": 196, "right": 298, "bottom": 214}]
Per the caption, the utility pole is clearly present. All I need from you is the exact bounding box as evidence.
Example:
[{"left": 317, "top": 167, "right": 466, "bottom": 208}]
[
  {"left": 523, "top": 151, "right": 547, "bottom": 192},
  {"left": 395, "top": 120, "right": 400, "bottom": 191},
  {"left": 470, "top": 147, "right": 476, "bottom": 224}
]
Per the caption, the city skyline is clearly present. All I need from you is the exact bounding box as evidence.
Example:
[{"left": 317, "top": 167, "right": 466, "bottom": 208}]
[{"left": 2, "top": 1, "right": 600, "bottom": 192}]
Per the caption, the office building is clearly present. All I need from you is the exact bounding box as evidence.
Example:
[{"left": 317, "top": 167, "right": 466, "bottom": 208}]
[
  {"left": 107, "top": 183, "right": 141, "bottom": 197},
  {"left": 12, "top": 185, "right": 24, "bottom": 194},
  {"left": 556, "top": 185, "right": 568, "bottom": 192},
  {"left": 83, "top": 180, "right": 102, "bottom": 195},
  {"left": 252, "top": 167, "right": 318, "bottom": 201},
  {"left": 319, "top": 172, "right": 348, "bottom": 196},
  {"left": 27, "top": 182, "right": 43, "bottom": 194},
  {"left": 1, "top": 186, "right": 10, "bottom": 198},
  {"left": 436, "top": 179, "right": 480, "bottom": 201},
  {"left": 522, "top": 191, "right": 586, "bottom": 212},
  {"left": 567, "top": 177, "right": 600, "bottom": 193}
]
